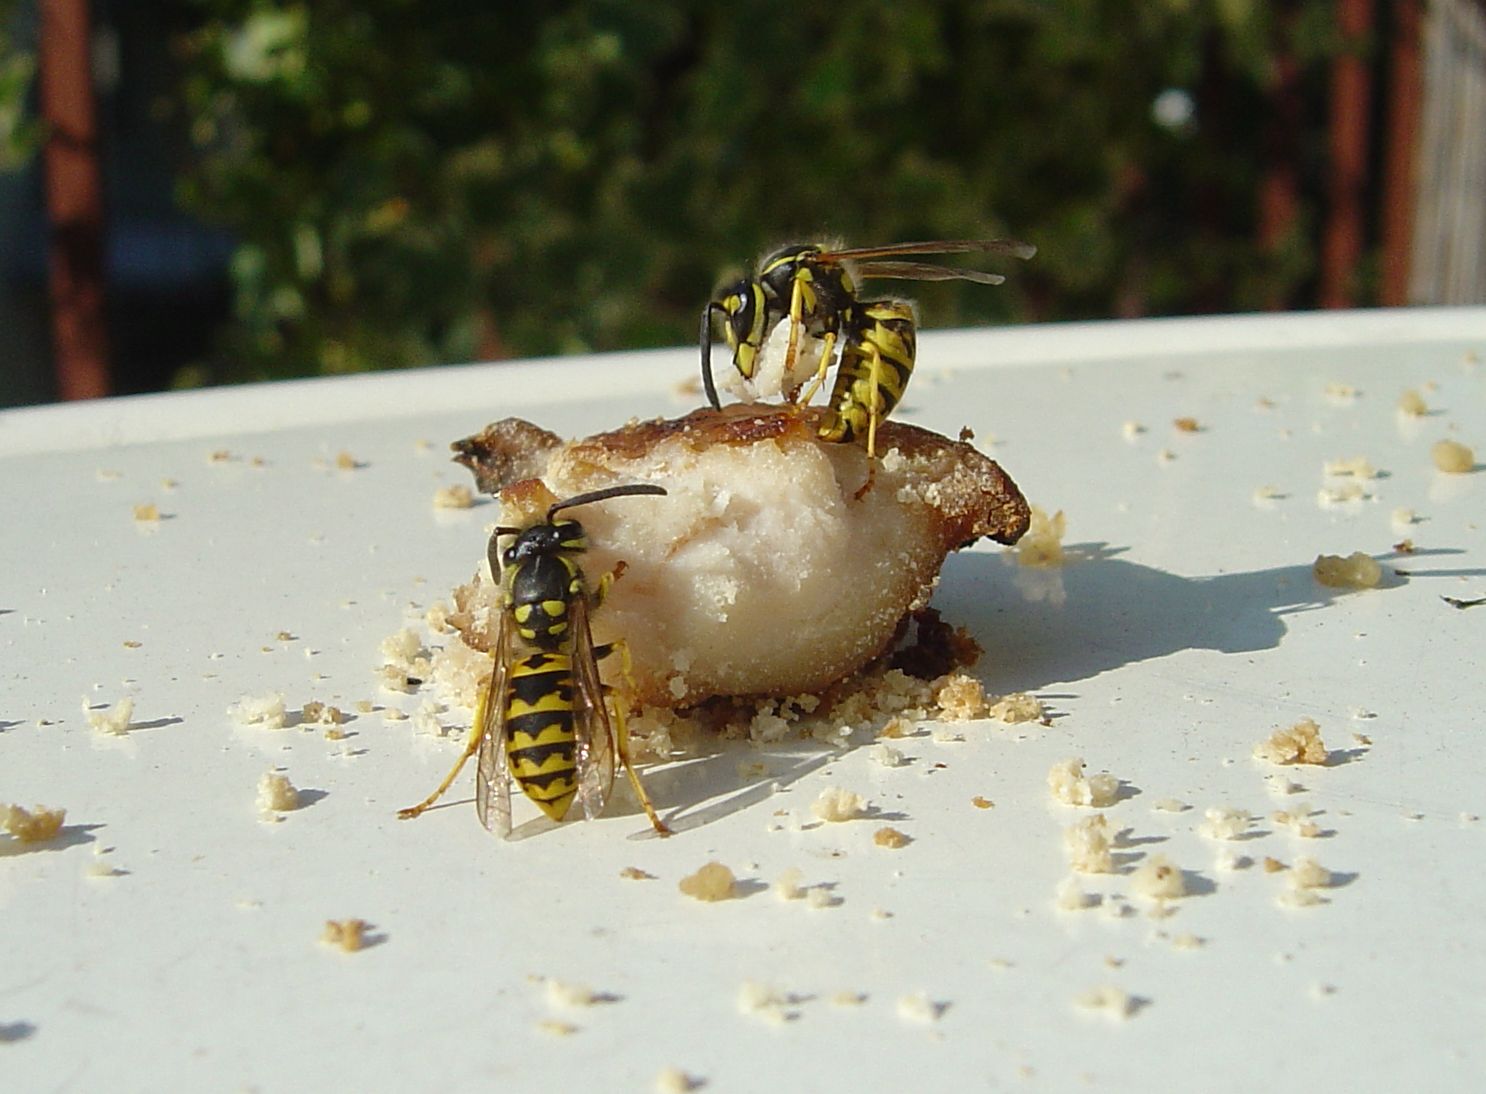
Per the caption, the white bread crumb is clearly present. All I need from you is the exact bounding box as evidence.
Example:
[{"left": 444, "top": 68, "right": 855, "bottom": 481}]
[
  {"left": 678, "top": 862, "right": 737, "bottom": 902},
  {"left": 1199, "top": 807, "right": 1252, "bottom": 840},
  {"left": 257, "top": 772, "right": 300, "bottom": 815},
  {"left": 811, "top": 787, "right": 867, "bottom": 822},
  {"left": 1047, "top": 758, "right": 1119, "bottom": 807},
  {"left": 1255, "top": 718, "right": 1327, "bottom": 765},
  {"left": 3, "top": 803, "right": 66, "bottom": 842},
  {"left": 1432, "top": 439, "right": 1475, "bottom": 473},
  {"left": 84, "top": 696, "right": 135, "bottom": 736}
]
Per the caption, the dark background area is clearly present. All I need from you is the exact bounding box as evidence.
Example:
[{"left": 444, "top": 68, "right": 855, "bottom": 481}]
[{"left": 0, "top": 1, "right": 1469, "bottom": 406}]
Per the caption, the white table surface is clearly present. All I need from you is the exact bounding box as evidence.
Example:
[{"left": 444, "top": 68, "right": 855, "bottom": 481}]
[{"left": 3, "top": 308, "right": 1484, "bottom": 1092}]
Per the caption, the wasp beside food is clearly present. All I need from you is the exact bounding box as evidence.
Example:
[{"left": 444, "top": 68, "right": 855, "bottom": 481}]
[
  {"left": 701, "top": 238, "right": 1035, "bottom": 458},
  {"left": 397, "top": 483, "right": 671, "bottom": 837}
]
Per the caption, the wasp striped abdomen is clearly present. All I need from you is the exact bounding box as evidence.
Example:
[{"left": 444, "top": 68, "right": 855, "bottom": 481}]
[
  {"left": 504, "top": 651, "right": 581, "bottom": 820},
  {"left": 819, "top": 300, "right": 917, "bottom": 448}
]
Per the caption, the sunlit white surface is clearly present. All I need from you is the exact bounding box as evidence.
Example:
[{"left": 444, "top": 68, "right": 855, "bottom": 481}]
[{"left": 2, "top": 309, "right": 1484, "bottom": 1092}]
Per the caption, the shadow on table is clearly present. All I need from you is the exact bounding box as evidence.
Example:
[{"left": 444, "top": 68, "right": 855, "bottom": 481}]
[{"left": 944, "top": 542, "right": 1479, "bottom": 693}]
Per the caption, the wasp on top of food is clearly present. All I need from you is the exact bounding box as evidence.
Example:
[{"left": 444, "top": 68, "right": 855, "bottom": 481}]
[
  {"left": 398, "top": 483, "right": 671, "bottom": 838},
  {"left": 700, "top": 238, "right": 1035, "bottom": 457}
]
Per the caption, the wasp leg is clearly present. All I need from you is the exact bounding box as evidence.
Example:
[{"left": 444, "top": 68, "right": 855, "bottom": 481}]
[
  {"left": 595, "top": 638, "right": 671, "bottom": 836},
  {"left": 795, "top": 329, "right": 837, "bottom": 406},
  {"left": 865, "top": 342, "right": 883, "bottom": 460},
  {"left": 782, "top": 274, "right": 807, "bottom": 401},
  {"left": 589, "top": 560, "right": 628, "bottom": 611},
  {"left": 851, "top": 344, "right": 884, "bottom": 501},
  {"left": 397, "top": 688, "right": 490, "bottom": 819}
]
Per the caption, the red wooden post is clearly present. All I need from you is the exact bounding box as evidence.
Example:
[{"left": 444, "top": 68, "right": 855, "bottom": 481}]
[
  {"left": 38, "top": 0, "right": 111, "bottom": 400},
  {"left": 1380, "top": 0, "right": 1423, "bottom": 306},
  {"left": 1320, "top": 0, "right": 1374, "bottom": 309}
]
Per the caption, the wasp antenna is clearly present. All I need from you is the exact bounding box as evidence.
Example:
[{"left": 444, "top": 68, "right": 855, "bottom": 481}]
[
  {"left": 547, "top": 483, "right": 667, "bottom": 521},
  {"left": 700, "top": 303, "right": 723, "bottom": 411}
]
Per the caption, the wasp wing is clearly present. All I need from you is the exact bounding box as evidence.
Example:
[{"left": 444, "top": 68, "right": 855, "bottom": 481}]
[
  {"left": 474, "top": 616, "right": 515, "bottom": 838},
  {"left": 818, "top": 238, "right": 1037, "bottom": 263},
  {"left": 569, "top": 594, "right": 618, "bottom": 823},
  {"left": 850, "top": 260, "right": 1007, "bottom": 285}
]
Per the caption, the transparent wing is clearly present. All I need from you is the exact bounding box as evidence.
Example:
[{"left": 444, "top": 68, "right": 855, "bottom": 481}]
[
  {"left": 818, "top": 238, "right": 1037, "bottom": 263},
  {"left": 569, "top": 595, "right": 617, "bottom": 822},
  {"left": 474, "top": 617, "right": 514, "bottom": 838},
  {"left": 850, "top": 260, "right": 1007, "bottom": 285}
]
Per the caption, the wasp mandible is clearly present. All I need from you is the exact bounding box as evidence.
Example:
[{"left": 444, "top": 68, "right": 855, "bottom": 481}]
[
  {"left": 700, "top": 239, "right": 1035, "bottom": 457},
  {"left": 398, "top": 483, "right": 671, "bottom": 837}
]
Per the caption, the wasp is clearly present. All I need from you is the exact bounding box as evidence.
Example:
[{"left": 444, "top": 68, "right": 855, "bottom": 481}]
[
  {"left": 398, "top": 483, "right": 671, "bottom": 837},
  {"left": 700, "top": 239, "right": 1035, "bottom": 457}
]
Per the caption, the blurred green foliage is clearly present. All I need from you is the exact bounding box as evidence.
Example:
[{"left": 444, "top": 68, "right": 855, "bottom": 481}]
[
  {"left": 0, "top": 1, "right": 40, "bottom": 170},
  {"left": 22, "top": 1, "right": 1353, "bottom": 384}
]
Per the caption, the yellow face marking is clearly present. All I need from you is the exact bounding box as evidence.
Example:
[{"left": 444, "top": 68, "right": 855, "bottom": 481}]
[{"left": 513, "top": 604, "right": 533, "bottom": 623}]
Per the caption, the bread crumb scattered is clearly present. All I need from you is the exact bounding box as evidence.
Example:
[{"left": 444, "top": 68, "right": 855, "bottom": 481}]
[
  {"left": 1047, "top": 758, "right": 1120, "bottom": 807},
  {"left": 870, "top": 743, "right": 907, "bottom": 768},
  {"left": 679, "top": 862, "right": 737, "bottom": 902},
  {"left": 84, "top": 696, "right": 135, "bottom": 736},
  {"left": 1313, "top": 552, "right": 1381, "bottom": 589},
  {"left": 1397, "top": 389, "right": 1428, "bottom": 416},
  {"left": 896, "top": 992, "right": 947, "bottom": 1024},
  {"left": 1263, "top": 856, "right": 1287, "bottom": 873},
  {"left": 1214, "top": 849, "right": 1252, "bottom": 872},
  {"left": 1254, "top": 718, "right": 1328, "bottom": 765},
  {"left": 654, "top": 1067, "right": 702, "bottom": 1094},
  {"left": 301, "top": 700, "right": 346, "bottom": 726},
  {"left": 1324, "top": 382, "right": 1360, "bottom": 403},
  {"left": 1323, "top": 456, "right": 1378, "bottom": 478},
  {"left": 334, "top": 450, "right": 363, "bottom": 471},
  {"left": 1432, "top": 439, "right": 1475, "bottom": 473},
  {"left": 1055, "top": 878, "right": 1099, "bottom": 911},
  {"left": 1171, "top": 933, "right": 1204, "bottom": 951},
  {"left": 1173, "top": 417, "right": 1201, "bottom": 433},
  {"left": 132, "top": 503, "right": 160, "bottom": 523},
  {"left": 229, "top": 692, "right": 288, "bottom": 730},
  {"left": 2, "top": 803, "right": 66, "bottom": 842},
  {"left": 773, "top": 867, "right": 806, "bottom": 900},
  {"left": 934, "top": 673, "right": 990, "bottom": 720},
  {"left": 1153, "top": 798, "right": 1189, "bottom": 813},
  {"left": 1317, "top": 482, "right": 1371, "bottom": 507},
  {"left": 1199, "top": 807, "right": 1252, "bottom": 840},
  {"left": 873, "top": 826, "right": 911, "bottom": 849},
  {"left": 537, "top": 1019, "right": 579, "bottom": 1037},
  {"left": 1064, "top": 814, "right": 1115, "bottom": 873},
  {"left": 988, "top": 691, "right": 1045, "bottom": 724},
  {"left": 620, "top": 866, "right": 656, "bottom": 881},
  {"left": 971, "top": 796, "right": 994, "bottom": 810},
  {"left": 320, "top": 918, "right": 370, "bottom": 952},
  {"left": 1252, "top": 485, "right": 1283, "bottom": 506},
  {"left": 545, "top": 979, "right": 602, "bottom": 1008},
  {"left": 1121, "top": 421, "right": 1146, "bottom": 441},
  {"left": 1129, "top": 855, "right": 1187, "bottom": 902},
  {"left": 1014, "top": 507, "right": 1066, "bottom": 567},
  {"left": 811, "top": 787, "right": 867, "bottom": 822},
  {"left": 1277, "top": 856, "right": 1335, "bottom": 908},
  {"left": 257, "top": 771, "right": 301, "bottom": 815},
  {"left": 1074, "top": 985, "right": 1136, "bottom": 1020},
  {"left": 737, "top": 981, "right": 795, "bottom": 1024},
  {"left": 806, "top": 886, "right": 841, "bottom": 910},
  {"left": 1271, "top": 806, "right": 1323, "bottom": 838},
  {"left": 433, "top": 484, "right": 475, "bottom": 509}
]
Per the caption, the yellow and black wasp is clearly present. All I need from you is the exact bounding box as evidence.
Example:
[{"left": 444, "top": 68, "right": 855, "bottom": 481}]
[
  {"left": 700, "top": 239, "right": 1035, "bottom": 457},
  {"left": 398, "top": 483, "right": 671, "bottom": 837}
]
